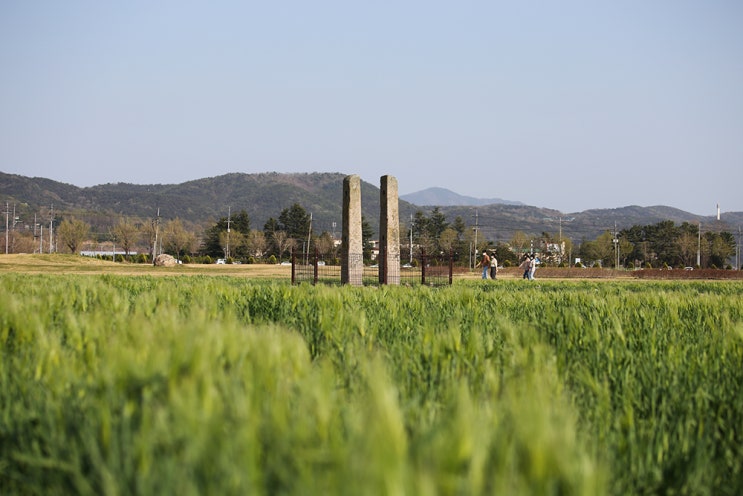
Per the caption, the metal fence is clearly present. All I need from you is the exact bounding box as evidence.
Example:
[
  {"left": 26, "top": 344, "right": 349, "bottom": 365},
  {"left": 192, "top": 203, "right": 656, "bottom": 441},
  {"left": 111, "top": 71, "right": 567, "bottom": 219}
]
[{"left": 291, "top": 249, "right": 454, "bottom": 286}]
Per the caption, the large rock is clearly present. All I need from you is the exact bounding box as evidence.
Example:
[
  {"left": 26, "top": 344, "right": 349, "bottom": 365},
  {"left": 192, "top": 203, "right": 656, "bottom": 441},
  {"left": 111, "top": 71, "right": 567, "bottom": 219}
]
[{"left": 154, "top": 254, "right": 178, "bottom": 267}]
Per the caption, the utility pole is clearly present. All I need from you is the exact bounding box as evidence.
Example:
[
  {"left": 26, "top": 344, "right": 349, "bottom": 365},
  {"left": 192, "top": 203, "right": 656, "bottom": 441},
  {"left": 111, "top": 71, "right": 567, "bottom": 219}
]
[
  {"left": 473, "top": 210, "right": 479, "bottom": 270},
  {"left": 33, "top": 213, "right": 37, "bottom": 254},
  {"left": 409, "top": 214, "right": 414, "bottom": 265},
  {"left": 559, "top": 216, "right": 563, "bottom": 264},
  {"left": 152, "top": 207, "right": 160, "bottom": 264},
  {"left": 226, "top": 206, "right": 231, "bottom": 259},
  {"left": 613, "top": 222, "right": 619, "bottom": 269},
  {"left": 306, "top": 212, "right": 312, "bottom": 264},
  {"left": 5, "top": 202, "right": 10, "bottom": 255},
  {"left": 697, "top": 221, "right": 701, "bottom": 268},
  {"left": 4, "top": 202, "right": 9, "bottom": 254},
  {"left": 49, "top": 204, "right": 54, "bottom": 254}
]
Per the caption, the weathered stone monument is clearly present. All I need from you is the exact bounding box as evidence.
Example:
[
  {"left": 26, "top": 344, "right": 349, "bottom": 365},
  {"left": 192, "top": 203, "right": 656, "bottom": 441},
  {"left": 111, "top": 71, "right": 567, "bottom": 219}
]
[
  {"left": 154, "top": 254, "right": 178, "bottom": 267},
  {"left": 341, "top": 175, "right": 364, "bottom": 285},
  {"left": 379, "top": 175, "right": 400, "bottom": 285}
]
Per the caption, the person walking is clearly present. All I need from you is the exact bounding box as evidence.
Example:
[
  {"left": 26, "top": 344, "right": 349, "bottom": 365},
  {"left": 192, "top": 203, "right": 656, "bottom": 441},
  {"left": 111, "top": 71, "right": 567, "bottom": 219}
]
[
  {"left": 519, "top": 255, "right": 531, "bottom": 279},
  {"left": 489, "top": 251, "right": 498, "bottom": 280},
  {"left": 530, "top": 254, "right": 539, "bottom": 280},
  {"left": 476, "top": 250, "right": 491, "bottom": 279}
]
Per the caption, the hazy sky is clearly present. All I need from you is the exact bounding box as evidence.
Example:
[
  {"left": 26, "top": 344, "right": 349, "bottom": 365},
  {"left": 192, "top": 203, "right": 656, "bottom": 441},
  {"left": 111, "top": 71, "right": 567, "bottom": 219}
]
[{"left": 2, "top": 1, "right": 742, "bottom": 215}]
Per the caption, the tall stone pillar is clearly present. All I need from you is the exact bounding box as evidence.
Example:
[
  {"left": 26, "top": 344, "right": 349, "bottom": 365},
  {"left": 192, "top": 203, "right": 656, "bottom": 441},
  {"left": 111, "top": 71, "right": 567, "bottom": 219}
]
[
  {"left": 341, "top": 175, "right": 363, "bottom": 285},
  {"left": 379, "top": 175, "right": 400, "bottom": 285}
]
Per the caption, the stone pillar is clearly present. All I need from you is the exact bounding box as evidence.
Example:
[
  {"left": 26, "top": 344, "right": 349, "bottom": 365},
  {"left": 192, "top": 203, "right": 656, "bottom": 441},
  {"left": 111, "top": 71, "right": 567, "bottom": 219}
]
[
  {"left": 379, "top": 175, "right": 400, "bottom": 285},
  {"left": 341, "top": 175, "right": 363, "bottom": 285}
]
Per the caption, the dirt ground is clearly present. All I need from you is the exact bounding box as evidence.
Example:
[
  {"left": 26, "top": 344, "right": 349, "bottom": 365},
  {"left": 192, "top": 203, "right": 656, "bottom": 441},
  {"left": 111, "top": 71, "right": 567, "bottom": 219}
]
[
  {"left": 0, "top": 254, "right": 292, "bottom": 278},
  {"left": 2, "top": 254, "right": 740, "bottom": 281}
]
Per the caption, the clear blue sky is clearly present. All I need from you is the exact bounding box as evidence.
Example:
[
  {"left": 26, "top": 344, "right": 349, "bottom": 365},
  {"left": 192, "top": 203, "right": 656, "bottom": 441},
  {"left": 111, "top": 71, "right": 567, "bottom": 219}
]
[{"left": 2, "top": 1, "right": 742, "bottom": 215}]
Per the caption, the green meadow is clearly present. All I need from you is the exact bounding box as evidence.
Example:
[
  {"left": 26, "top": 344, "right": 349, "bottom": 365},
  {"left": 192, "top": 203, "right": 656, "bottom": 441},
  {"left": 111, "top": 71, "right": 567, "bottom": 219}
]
[{"left": 1, "top": 274, "right": 742, "bottom": 495}]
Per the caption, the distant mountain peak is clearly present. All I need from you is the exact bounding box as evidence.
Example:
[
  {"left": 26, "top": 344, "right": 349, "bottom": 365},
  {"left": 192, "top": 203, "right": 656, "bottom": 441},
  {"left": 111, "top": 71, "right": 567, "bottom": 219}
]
[{"left": 400, "top": 187, "right": 523, "bottom": 207}]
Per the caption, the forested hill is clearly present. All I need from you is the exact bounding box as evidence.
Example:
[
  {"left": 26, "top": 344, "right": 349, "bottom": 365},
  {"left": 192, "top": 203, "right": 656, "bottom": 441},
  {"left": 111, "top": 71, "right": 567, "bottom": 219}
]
[
  {"left": 1, "top": 171, "right": 740, "bottom": 239},
  {"left": 0, "top": 172, "right": 412, "bottom": 235},
  {"left": 434, "top": 204, "right": 742, "bottom": 244}
]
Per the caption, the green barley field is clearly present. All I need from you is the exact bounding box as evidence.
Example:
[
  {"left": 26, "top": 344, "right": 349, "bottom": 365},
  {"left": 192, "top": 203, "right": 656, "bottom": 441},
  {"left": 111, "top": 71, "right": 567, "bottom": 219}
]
[{"left": 1, "top": 274, "right": 742, "bottom": 495}]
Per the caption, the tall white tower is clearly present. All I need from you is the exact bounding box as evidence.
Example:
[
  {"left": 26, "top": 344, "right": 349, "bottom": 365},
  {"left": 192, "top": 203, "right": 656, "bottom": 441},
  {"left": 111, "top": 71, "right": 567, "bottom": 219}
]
[{"left": 717, "top": 204, "right": 721, "bottom": 221}]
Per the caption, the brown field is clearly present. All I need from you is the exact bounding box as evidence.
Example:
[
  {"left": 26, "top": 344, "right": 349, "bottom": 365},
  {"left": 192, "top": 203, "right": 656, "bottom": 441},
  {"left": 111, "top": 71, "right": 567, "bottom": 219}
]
[
  {"left": 0, "top": 254, "right": 291, "bottom": 278},
  {"left": 2, "top": 254, "right": 740, "bottom": 281}
]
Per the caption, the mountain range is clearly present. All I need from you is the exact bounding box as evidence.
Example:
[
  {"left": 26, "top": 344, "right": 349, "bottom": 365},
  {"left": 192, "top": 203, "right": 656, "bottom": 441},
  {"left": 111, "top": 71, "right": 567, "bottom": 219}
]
[
  {"left": 1, "top": 171, "right": 740, "bottom": 241},
  {"left": 400, "top": 187, "right": 524, "bottom": 207}
]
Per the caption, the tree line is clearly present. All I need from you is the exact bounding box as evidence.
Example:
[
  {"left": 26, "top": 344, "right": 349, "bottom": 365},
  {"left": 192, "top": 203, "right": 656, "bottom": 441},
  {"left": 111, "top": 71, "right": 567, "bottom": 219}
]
[
  {"left": 405, "top": 209, "right": 738, "bottom": 270},
  {"left": 2, "top": 204, "right": 739, "bottom": 269}
]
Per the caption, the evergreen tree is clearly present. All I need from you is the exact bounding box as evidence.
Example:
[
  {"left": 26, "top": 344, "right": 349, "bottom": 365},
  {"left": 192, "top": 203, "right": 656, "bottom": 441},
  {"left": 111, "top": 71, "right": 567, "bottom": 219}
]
[
  {"left": 452, "top": 216, "right": 466, "bottom": 237},
  {"left": 278, "top": 203, "right": 311, "bottom": 240},
  {"left": 427, "top": 207, "right": 449, "bottom": 240},
  {"left": 263, "top": 217, "right": 280, "bottom": 235}
]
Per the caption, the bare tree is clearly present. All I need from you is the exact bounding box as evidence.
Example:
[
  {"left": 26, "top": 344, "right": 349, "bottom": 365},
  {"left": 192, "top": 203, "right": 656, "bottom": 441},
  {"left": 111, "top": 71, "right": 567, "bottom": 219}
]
[
  {"left": 111, "top": 218, "right": 139, "bottom": 259},
  {"left": 562, "top": 238, "right": 574, "bottom": 266},
  {"left": 510, "top": 230, "right": 530, "bottom": 257},
  {"left": 11, "top": 231, "right": 36, "bottom": 254},
  {"left": 272, "top": 231, "right": 293, "bottom": 260},
  {"left": 678, "top": 232, "right": 697, "bottom": 267},
  {"left": 164, "top": 218, "right": 195, "bottom": 261},
  {"left": 141, "top": 219, "right": 157, "bottom": 260},
  {"left": 438, "top": 227, "right": 458, "bottom": 254},
  {"left": 246, "top": 230, "right": 267, "bottom": 258},
  {"left": 57, "top": 218, "right": 90, "bottom": 254},
  {"left": 315, "top": 231, "right": 336, "bottom": 259}
]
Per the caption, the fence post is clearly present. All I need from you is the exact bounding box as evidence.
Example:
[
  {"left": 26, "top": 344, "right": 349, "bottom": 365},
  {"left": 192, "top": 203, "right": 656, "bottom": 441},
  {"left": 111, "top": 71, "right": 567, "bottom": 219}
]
[
  {"left": 421, "top": 249, "right": 427, "bottom": 285},
  {"left": 313, "top": 247, "right": 319, "bottom": 285},
  {"left": 291, "top": 247, "right": 296, "bottom": 285},
  {"left": 449, "top": 250, "right": 454, "bottom": 285}
]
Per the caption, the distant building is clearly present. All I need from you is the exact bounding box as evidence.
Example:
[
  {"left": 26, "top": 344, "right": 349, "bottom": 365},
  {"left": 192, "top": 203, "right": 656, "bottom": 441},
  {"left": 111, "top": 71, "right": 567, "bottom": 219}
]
[{"left": 80, "top": 250, "right": 137, "bottom": 257}]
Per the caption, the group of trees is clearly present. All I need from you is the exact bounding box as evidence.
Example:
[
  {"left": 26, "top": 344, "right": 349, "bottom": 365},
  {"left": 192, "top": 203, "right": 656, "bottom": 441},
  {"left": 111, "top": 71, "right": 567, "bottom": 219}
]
[
  {"left": 2, "top": 202, "right": 350, "bottom": 264},
  {"left": 2, "top": 204, "right": 739, "bottom": 269},
  {"left": 407, "top": 209, "right": 738, "bottom": 270},
  {"left": 616, "top": 220, "right": 735, "bottom": 269},
  {"left": 514, "top": 220, "right": 736, "bottom": 269},
  {"left": 202, "top": 204, "right": 345, "bottom": 263}
]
